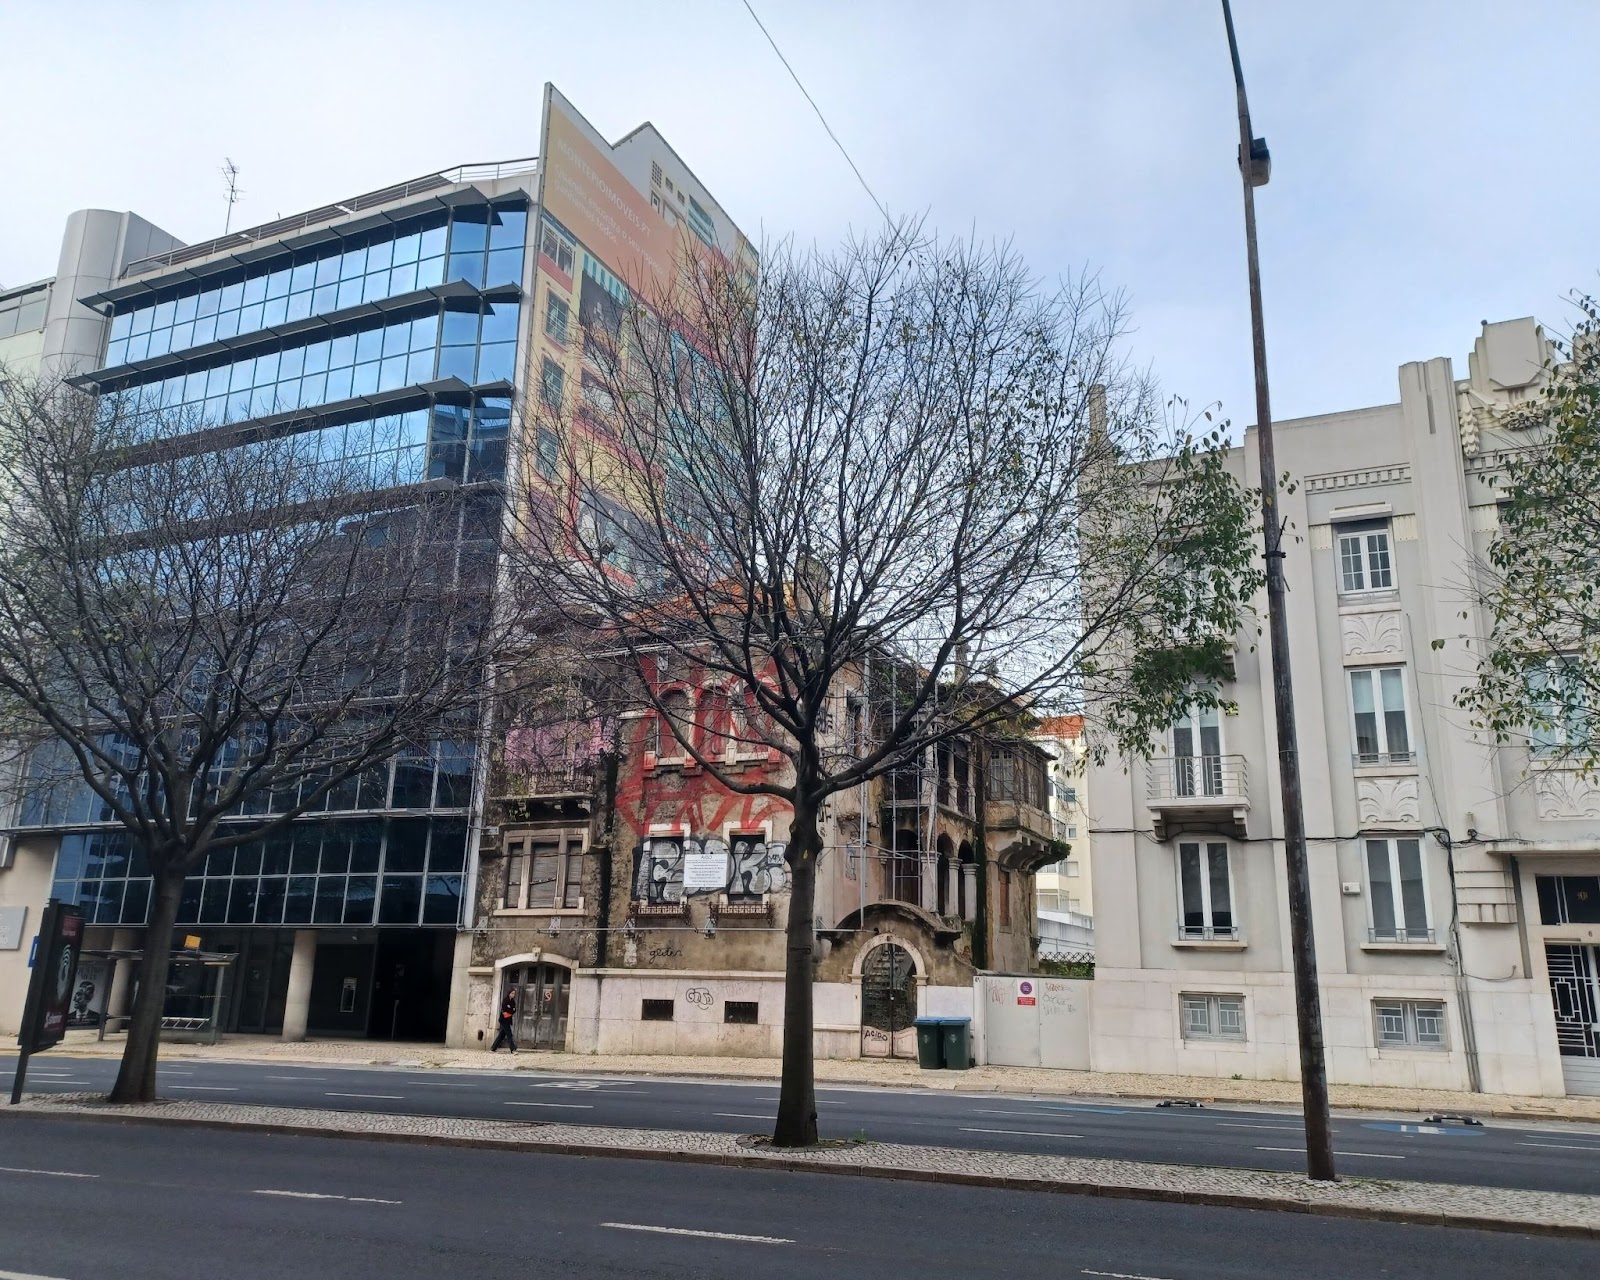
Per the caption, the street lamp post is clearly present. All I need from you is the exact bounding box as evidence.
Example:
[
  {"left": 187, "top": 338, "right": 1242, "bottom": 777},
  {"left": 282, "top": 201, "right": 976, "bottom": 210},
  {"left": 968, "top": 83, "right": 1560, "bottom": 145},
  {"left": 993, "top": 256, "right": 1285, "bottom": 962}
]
[{"left": 1220, "top": 0, "right": 1336, "bottom": 1182}]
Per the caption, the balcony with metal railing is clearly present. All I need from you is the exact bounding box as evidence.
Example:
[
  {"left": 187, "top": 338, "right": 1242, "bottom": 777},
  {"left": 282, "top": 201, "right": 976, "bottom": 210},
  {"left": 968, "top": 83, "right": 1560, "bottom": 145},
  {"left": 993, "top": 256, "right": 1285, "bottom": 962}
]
[
  {"left": 1147, "top": 753, "right": 1249, "bottom": 839},
  {"left": 120, "top": 157, "right": 541, "bottom": 278}
]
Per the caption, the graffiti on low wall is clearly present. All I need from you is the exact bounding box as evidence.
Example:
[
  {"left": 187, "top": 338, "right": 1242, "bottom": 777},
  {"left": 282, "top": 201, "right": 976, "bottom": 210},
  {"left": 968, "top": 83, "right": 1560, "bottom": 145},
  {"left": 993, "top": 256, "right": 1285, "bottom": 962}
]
[{"left": 633, "top": 835, "right": 789, "bottom": 903}]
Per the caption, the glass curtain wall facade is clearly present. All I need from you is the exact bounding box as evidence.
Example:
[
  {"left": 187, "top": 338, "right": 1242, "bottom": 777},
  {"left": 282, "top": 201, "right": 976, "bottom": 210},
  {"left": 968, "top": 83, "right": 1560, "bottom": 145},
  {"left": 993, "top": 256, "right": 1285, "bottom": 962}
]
[{"left": 27, "top": 188, "right": 531, "bottom": 941}]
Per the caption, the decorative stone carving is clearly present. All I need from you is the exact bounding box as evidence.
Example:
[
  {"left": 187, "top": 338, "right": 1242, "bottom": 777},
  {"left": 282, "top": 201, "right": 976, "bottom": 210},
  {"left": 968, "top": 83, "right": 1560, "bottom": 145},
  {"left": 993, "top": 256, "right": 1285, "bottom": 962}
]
[
  {"left": 1310, "top": 525, "right": 1333, "bottom": 551},
  {"left": 1391, "top": 514, "right": 1418, "bottom": 542},
  {"left": 1304, "top": 465, "right": 1410, "bottom": 494},
  {"left": 1534, "top": 770, "right": 1600, "bottom": 821},
  {"left": 1356, "top": 776, "right": 1420, "bottom": 825},
  {"left": 1341, "top": 610, "right": 1403, "bottom": 660}
]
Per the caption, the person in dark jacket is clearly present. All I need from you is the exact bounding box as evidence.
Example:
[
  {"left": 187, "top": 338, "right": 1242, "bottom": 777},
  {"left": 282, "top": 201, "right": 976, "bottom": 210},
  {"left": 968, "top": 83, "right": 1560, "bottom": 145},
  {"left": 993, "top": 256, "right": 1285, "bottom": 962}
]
[{"left": 490, "top": 989, "right": 517, "bottom": 1053}]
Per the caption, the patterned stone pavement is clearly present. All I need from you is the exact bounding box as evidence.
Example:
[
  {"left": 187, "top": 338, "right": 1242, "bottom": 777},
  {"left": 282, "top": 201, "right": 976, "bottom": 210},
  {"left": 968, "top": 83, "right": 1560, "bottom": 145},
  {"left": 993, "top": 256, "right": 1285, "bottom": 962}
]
[
  {"left": 9, "top": 1092, "right": 1598, "bottom": 1239},
  {"left": 51, "top": 1029, "right": 1600, "bottom": 1123}
]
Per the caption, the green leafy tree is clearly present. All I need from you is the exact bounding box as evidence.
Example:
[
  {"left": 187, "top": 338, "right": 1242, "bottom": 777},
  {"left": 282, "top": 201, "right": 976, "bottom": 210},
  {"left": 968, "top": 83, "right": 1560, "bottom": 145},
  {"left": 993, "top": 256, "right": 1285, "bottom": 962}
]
[{"left": 1458, "top": 295, "right": 1600, "bottom": 775}]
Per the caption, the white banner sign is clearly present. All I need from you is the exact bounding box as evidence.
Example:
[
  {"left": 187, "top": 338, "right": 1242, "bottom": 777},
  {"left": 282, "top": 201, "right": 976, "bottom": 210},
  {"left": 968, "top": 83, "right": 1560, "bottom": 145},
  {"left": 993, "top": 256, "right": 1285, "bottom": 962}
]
[{"left": 681, "top": 839, "right": 729, "bottom": 892}]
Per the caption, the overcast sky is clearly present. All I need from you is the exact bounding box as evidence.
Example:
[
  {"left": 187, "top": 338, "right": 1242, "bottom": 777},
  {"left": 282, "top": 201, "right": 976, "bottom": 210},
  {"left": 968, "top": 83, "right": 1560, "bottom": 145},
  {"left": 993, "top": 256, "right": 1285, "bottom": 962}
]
[{"left": 4, "top": 1, "right": 1595, "bottom": 428}]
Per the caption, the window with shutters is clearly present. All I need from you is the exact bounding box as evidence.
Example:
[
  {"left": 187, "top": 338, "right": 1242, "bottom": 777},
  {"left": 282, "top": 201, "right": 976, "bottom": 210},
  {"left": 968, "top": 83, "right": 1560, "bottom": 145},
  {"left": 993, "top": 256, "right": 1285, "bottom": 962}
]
[{"left": 500, "top": 829, "right": 585, "bottom": 912}]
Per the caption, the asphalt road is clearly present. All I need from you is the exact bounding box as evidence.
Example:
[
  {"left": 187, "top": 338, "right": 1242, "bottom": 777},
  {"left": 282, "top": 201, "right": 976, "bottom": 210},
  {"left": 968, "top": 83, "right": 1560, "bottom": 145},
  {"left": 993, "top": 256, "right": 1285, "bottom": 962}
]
[
  {"left": 4, "top": 1052, "right": 1599, "bottom": 1197},
  {"left": 0, "top": 1116, "right": 1594, "bottom": 1280}
]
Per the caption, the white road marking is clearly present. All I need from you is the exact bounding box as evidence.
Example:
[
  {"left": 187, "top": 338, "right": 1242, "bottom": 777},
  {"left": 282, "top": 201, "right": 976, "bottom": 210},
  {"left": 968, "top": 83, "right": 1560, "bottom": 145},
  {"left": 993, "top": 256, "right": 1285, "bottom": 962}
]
[
  {"left": 254, "top": 1189, "right": 401, "bottom": 1205},
  {"left": 158, "top": 1069, "right": 196, "bottom": 1075},
  {"left": 1083, "top": 1270, "right": 1176, "bottom": 1280},
  {"left": 1255, "top": 1146, "right": 1404, "bottom": 1160},
  {"left": 971, "top": 1108, "right": 1094, "bottom": 1121},
  {"left": 169, "top": 1085, "right": 239, "bottom": 1092},
  {"left": 1216, "top": 1122, "right": 1308, "bottom": 1131},
  {"left": 416, "top": 1082, "right": 477, "bottom": 1087},
  {"left": 714, "top": 1113, "right": 773, "bottom": 1120},
  {"left": 0, "top": 1167, "right": 98, "bottom": 1179},
  {"left": 503, "top": 1101, "right": 593, "bottom": 1109},
  {"left": 1516, "top": 1140, "right": 1600, "bottom": 1152},
  {"left": 324, "top": 1092, "right": 404, "bottom": 1100},
  {"left": 601, "top": 1222, "right": 793, "bottom": 1244},
  {"left": 265, "top": 1075, "right": 326, "bottom": 1081},
  {"left": 960, "top": 1127, "right": 1083, "bottom": 1139},
  {"left": 0, "top": 1268, "right": 78, "bottom": 1279}
]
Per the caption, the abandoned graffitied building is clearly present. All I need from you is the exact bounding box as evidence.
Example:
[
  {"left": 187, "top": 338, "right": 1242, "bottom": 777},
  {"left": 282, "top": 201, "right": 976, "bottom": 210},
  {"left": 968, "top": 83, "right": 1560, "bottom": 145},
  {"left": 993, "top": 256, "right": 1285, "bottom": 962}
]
[{"left": 450, "top": 652, "right": 1061, "bottom": 1058}]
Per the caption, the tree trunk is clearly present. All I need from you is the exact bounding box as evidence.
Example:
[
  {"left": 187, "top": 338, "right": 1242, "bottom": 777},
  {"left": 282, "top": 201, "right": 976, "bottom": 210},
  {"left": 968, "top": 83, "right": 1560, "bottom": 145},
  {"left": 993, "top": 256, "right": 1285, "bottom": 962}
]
[
  {"left": 772, "top": 795, "right": 820, "bottom": 1148},
  {"left": 108, "top": 868, "right": 185, "bottom": 1104}
]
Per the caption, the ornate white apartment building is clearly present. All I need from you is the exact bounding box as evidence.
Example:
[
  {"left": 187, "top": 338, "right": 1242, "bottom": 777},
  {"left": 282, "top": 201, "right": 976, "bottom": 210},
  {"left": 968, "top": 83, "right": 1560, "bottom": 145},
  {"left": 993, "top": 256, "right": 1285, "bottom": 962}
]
[{"left": 1089, "top": 317, "right": 1600, "bottom": 1098}]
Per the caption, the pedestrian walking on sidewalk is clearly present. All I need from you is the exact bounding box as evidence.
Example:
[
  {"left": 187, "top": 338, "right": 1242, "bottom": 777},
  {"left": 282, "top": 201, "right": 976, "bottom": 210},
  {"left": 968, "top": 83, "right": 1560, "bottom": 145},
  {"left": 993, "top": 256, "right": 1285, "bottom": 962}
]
[{"left": 490, "top": 990, "right": 517, "bottom": 1053}]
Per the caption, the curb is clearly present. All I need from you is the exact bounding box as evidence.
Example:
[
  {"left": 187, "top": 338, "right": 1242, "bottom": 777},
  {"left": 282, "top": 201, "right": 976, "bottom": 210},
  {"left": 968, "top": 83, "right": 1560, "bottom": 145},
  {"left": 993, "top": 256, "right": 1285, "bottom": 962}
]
[
  {"left": 5, "top": 1105, "right": 1594, "bottom": 1241},
  {"left": 46, "top": 1048, "right": 1600, "bottom": 1125}
]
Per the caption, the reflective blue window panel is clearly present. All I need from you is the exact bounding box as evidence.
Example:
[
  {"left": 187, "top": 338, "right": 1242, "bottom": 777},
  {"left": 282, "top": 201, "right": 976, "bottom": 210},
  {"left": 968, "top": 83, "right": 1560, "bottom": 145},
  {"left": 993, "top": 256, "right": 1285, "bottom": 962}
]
[{"left": 104, "top": 203, "right": 525, "bottom": 366}]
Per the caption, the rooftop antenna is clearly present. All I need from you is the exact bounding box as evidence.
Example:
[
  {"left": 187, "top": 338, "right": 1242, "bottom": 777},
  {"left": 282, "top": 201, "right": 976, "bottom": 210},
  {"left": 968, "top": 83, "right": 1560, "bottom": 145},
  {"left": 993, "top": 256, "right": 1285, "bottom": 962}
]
[{"left": 221, "top": 158, "right": 243, "bottom": 235}]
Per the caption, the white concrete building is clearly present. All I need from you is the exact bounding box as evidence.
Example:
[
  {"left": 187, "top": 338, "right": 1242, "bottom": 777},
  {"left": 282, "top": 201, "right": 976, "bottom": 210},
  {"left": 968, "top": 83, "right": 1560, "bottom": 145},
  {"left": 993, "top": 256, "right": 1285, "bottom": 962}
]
[
  {"left": 1090, "top": 317, "right": 1600, "bottom": 1098},
  {"left": 1033, "top": 714, "right": 1094, "bottom": 958}
]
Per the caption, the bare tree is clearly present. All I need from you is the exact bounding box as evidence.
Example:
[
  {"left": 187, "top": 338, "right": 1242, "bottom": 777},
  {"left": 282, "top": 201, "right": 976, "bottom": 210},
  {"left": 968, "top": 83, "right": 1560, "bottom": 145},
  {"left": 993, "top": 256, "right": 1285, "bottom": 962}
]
[
  {"left": 0, "top": 378, "right": 529, "bottom": 1103},
  {"left": 514, "top": 225, "right": 1261, "bottom": 1147}
]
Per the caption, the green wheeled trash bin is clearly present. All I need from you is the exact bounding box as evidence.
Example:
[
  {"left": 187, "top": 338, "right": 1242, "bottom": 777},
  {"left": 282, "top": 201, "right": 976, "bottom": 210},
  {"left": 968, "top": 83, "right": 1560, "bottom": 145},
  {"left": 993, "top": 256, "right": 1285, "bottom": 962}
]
[
  {"left": 939, "top": 1017, "right": 972, "bottom": 1070},
  {"left": 913, "top": 1017, "right": 945, "bottom": 1069}
]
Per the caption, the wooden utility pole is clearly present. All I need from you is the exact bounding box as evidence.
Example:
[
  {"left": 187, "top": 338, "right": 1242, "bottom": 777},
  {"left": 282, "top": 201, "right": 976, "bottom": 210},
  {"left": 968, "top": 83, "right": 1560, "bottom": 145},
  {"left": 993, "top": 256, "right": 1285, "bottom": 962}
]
[{"left": 1220, "top": 0, "right": 1336, "bottom": 1181}]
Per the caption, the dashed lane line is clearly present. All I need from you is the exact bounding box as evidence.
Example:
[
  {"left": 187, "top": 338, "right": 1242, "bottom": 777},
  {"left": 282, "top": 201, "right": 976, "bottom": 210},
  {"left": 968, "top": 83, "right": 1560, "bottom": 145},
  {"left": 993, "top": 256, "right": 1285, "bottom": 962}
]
[
  {"left": 254, "top": 1189, "right": 401, "bottom": 1205},
  {"left": 0, "top": 1167, "right": 98, "bottom": 1179},
  {"left": 713, "top": 1113, "right": 773, "bottom": 1121},
  {"left": 1215, "top": 1122, "right": 1309, "bottom": 1132},
  {"left": 502, "top": 1101, "right": 594, "bottom": 1109},
  {"left": 168, "top": 1086, "right": 239, "bottom": 1092},
  {"left": 601, "top": 1222, "right": 794, "bottom": 1245},
  {"left": 324, "top": 1092, "right": 404, "bottom": 1101},
  {"left": 1516, "top": 1141, "right": 1600, "bottom": 1152},
  {"left": 960, "top": 1127, "right": 1084, "bottom": 1139},
  {"left": 1082, "top": 1269, "right": 1176, "bottom": 1280},
  {"left": 1254, "top": 1147, "right": 1404, "bottom": 1160}
]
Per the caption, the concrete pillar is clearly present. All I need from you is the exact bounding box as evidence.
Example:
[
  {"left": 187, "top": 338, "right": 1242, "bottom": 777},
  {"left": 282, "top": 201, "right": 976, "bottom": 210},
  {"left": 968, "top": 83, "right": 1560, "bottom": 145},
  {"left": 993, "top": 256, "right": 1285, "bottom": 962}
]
[
  {"left": 281, "top": 929, "right": 317, "bottom": 1041},
  {"left": 961, "top": 864, "right": 977, "bottom": 923},
  {"left": 107, "top": 927, "right": 139, "bottom": 1029},
  {"left": 442, "top": 930, "right": 474, "bottom": 1050},
  {"left": 919, "top": 854, "right": 938, "bottom": 912}
]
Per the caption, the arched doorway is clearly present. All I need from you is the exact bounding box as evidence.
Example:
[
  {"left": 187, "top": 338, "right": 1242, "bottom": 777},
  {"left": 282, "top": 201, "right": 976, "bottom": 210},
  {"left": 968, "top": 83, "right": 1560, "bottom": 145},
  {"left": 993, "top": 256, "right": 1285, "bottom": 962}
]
[
  {"left": 860, "top": 940, "right": 918, "bottom": 1059},
  {"left": 501, "top": 961, "right": 571, "bottom": 1050}
]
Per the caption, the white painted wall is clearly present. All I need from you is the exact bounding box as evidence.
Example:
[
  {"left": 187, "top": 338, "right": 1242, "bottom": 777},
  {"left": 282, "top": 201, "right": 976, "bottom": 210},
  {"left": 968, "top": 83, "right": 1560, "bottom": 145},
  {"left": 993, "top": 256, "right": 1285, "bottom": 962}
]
[{"left": 1088, "top": 318, "right": 1595, "bottom": 1099}]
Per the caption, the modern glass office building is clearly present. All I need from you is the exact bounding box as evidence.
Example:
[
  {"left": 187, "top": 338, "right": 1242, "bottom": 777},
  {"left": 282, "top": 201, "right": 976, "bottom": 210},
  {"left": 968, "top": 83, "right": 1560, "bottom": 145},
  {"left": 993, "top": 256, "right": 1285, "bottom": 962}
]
[
  {"left": 8, "top": 160, "right": 540, "bottom": 1040},
  {"left": 1, "top": 84, "right": 755, "bottom": 1048}
]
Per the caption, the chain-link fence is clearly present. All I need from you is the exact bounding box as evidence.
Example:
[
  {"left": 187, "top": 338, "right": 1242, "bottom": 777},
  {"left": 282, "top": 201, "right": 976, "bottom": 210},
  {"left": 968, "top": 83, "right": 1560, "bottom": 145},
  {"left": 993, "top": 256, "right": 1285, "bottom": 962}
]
[{"left": 1036, "top": 943, "right": 1095, "bottom": 978}]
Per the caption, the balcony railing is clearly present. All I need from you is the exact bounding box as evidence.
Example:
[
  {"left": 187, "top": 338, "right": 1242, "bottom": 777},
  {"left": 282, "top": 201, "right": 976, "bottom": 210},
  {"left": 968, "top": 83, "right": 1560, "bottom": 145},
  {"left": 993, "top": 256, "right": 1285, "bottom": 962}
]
[
  {"left": 1147, "top": 754, "right": 1249, "bottom": 838},
  {"left": 1148, "top": 754, "right": 1248, "bottom": 802},
  {"left": 121, "top": 157, "right": 540, "bottom": 277}
]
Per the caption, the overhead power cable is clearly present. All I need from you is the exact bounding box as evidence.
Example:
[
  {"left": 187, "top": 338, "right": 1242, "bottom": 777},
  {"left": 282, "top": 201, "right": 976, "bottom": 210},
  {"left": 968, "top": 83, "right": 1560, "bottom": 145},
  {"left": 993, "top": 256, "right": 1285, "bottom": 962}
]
[{"left": 738, "top": 0, "right": 894, "bottom": 228}]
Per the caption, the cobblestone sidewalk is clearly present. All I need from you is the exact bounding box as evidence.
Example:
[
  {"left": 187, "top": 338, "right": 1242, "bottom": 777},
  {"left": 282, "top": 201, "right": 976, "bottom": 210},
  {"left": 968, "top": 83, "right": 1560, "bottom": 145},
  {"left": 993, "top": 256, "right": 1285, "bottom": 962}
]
[
  {"left": 7, "top": 1092, "right": 1598, "bottom": 1240},
  {"left": 55, "top": 1029, "right": 1600, "bottom": 1124}
]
